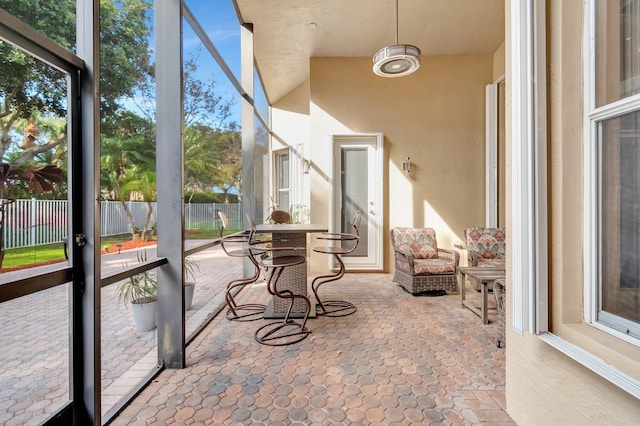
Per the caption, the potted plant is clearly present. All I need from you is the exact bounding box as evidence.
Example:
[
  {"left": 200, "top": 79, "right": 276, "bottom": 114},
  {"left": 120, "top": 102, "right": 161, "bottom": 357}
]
[
  {"left": 184, "top": 255, "right": 200, "bottom": 310},
  {"left": 117, "top": 250, "right": 157, "bottom": 331},
  {"left": 288, "top": 204, "right": 310, "bottom": 224}
]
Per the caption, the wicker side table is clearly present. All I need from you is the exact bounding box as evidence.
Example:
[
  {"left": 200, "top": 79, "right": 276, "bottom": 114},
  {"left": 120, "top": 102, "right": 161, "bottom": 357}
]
[{"left": 494, "top": 278, "right": 506, "bottom": 348}]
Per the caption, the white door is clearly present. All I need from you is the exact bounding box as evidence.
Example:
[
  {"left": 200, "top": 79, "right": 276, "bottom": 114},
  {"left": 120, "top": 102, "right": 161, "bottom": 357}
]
[{"left": 332, "top": 133, "right": 383, "bottom": 270}]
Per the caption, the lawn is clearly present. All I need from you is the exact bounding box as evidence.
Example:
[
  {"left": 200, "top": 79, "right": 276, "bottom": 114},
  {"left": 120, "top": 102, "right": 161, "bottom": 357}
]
[
  {"left": 1, "top": 228, "right": 240, "bottom": 270},
  {"left": 1, "top": 234, "right": 143, "bottom": 270},
  {"left": 1, "top": 243, "right": 67, "bottom": 269}
]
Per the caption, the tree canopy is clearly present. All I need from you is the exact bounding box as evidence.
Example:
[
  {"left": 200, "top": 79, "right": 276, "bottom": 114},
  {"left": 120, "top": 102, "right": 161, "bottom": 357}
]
[
  {"left": 1, "top": 0, "right": 244, "bottom": 252},
  {"left": 0, "top": 0, "right": 154, "bottom": 193}
]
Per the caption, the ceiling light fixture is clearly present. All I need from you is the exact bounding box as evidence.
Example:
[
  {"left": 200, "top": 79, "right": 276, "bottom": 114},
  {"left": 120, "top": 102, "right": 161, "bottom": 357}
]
[{"left": 373, "top": 0, "right": 421, "bottom": 77}]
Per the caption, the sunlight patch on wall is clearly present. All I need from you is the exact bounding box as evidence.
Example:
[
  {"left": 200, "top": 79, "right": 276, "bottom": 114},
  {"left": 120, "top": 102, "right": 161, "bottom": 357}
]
[
  {"left": 388, "top": 163, "right": 414, "bottom": 227},
  {"left": 271, "top": 108, "right": 310, "bottom": 151},
  {"left": 423, "top": 199, "right": 458, "bottom": 250}
]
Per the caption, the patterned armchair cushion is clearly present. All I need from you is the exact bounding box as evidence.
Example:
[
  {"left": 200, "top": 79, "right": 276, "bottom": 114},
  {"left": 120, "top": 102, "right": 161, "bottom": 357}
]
[
  {"left": 465, "top": 227, "right": 506, "bottom": 260},
  {"left": 414, "top": 258, "right": 456, "bottom": 275},
  {"left": 390, "top": 227, "right": 438, "bottom": 259},
  {"left": 477, "top": 257, "right": 505, "bottom": 268}
]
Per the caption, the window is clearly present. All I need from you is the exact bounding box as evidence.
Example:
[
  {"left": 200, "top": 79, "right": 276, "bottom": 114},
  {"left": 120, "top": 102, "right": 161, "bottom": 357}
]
[
  {"left": 588, "top": 0, "right": 640, "bottom": 342},
  {"left": 274, "top": 149, "right": 290, "bottom": 212}
]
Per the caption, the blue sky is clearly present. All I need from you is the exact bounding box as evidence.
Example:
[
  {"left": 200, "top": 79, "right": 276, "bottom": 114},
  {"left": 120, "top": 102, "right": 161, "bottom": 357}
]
[
  {"left": 126, "top": 0, "right": 245, "bottom": 126},
  {"left": 183, "top": 0, "right": 243, "bottom": 126},
  {"left": 182, "top": 1, "right": 271, "bottom": 125},
  {"left": 184, "top": 0, "right": 241, "bottom": 77}
]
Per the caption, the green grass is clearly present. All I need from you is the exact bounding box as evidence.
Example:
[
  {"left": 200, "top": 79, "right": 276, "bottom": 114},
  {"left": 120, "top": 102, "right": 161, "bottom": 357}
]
[
  {"left": 100, "top": 234, "right": 141, "bottom": 252},
  {"left": 2, "top": 234, "right": 135, "bottom": 269},
  {"left": 185, "top": 228, "right": 218, "bottom": 239},
  {"left": 2, "top": 243, "right": 67, "bottom": 269},
  {"left": 2, "top": 228, "right": 243, "bottom": 269},
  {"left": 101, "top": 234, "right": 133, "bottom": 244},
  {"left": 185, "top": 227, "right": 241, "bottom": 239}
]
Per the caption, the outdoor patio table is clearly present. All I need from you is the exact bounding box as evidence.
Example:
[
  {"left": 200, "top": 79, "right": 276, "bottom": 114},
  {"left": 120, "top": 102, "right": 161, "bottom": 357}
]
[
  {"left": 458, "top": 267, "right": 505, "bottom": 324},
  {"left": 255, "top": 223, "right": 327, "bottom": 319}
]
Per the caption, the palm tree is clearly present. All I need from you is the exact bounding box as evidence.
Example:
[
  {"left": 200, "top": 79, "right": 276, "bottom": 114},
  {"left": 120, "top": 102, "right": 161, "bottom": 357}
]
[
  {"left": 101, "top": 133, "right": 156, "bottom": 240},
  {"left": 121, "top": 169, "right": 156, "bottom": 241}
]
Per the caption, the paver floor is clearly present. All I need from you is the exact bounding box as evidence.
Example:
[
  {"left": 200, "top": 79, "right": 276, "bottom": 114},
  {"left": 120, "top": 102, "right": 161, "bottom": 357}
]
[
  {"left": 0, "top": 242, "right": 241, "bottom": 425},
  {"left": 0, "top": 241, "right": 513, "bottom": 425},
  {"left": 113, "top": 273, "right": 513, "bottom": 425}
]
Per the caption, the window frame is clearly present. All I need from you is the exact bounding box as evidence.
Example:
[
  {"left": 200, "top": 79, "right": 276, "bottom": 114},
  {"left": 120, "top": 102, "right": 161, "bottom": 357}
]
[
  {"left": 512, "top": 0, "right": 640, "bottom": 401},
  {"left": 584, "top": 0, "right": 640, "bottom": 347},
  {"left": 273, "top": 148, "right": 291, "bottom": 212}
]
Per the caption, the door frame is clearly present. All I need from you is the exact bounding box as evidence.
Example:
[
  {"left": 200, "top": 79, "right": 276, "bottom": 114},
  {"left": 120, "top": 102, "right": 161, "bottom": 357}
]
[
  {"left": 486, "top": 74, "right": 505, "bottom": 227},
  {"left": 330, "top": 133, "right": 384, "bottom": 271}
]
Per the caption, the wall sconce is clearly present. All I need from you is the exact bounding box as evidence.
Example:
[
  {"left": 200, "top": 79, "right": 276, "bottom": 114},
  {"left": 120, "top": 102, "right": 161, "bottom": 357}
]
[
  {"left": 302, "top": 159, "right": 311, "bottom": 174},
  {"left": 402, "top": 156, "right": 411, "bottom": 174}
]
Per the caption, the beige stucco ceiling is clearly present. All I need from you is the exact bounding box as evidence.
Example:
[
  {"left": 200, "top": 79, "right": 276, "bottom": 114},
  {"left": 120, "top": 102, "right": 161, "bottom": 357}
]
[{"left": 235, "top": 0, "right": 505, "bottom": 104}]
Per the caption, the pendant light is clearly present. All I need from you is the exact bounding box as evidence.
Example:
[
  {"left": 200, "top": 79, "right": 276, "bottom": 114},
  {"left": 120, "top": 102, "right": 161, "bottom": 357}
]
[{"left": 372, "top": 0, "right": 421, "bottom": 77}]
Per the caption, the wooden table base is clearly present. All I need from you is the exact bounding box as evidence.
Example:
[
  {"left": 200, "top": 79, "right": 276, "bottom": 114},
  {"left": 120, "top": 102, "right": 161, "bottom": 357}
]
[{"left": 458, "top": 267, "right": 505, "bottom": 324}]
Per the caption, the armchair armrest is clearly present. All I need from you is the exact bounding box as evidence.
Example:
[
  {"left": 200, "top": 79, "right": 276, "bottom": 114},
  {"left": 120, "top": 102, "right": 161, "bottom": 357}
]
[
  {"left": 467, "top": 250, "right": 480, "bottom": 267},
  {"left": 438, "top": 248, "right": 460, "bottom": 268},
  {"left": 392, "top": 248, "right": 415, "bottom": 274}
]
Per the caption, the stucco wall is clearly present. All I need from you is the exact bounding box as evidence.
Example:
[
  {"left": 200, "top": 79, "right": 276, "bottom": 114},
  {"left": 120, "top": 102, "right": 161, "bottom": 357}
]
[
  {"left": 505, "top": 1, "right": 640, "bottom": 424},
  {"left": 305, "top": 55, "right": 492, "bottom": 271},
  {"left": 271, "top": 81, "right": 312, "bottom": 211},
  {"left": 271, "top": 81, "right": 311, "bottom": 154},
  {"left": 493, "top": 41, "right": 505, "bottom": 80}
]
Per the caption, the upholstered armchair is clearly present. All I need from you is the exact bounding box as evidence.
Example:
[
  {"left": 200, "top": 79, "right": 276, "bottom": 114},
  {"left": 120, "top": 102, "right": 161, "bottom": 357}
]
[
  {"left": 390, "top": 227, "right": 459, "bottom": 295},
  {"left": 463, "top": 227, "right": 506, "bottom": 268}
]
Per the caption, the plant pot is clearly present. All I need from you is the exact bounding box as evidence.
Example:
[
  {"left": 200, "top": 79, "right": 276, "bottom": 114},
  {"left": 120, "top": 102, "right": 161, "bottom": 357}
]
[
  {"left": 185, "top": 282, "right": 196, "bottom": 310},
  {"left": 131, "top": 297, "right": 157, "bottom": 331}
]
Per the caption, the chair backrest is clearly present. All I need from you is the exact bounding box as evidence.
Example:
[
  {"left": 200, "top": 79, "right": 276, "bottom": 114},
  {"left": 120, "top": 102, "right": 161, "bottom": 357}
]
[
  {"left": 245, "top": 213, "right": 256, "bottom": 231},
  {"left": 269, "top": 210, "right": 290, "bottom": 224},
  {"left": 464, "top": 227, "right": 506, "bottom": 259},
  {"left": 217, "top": 210, "right": 228, "bottom": 238},
  {"left": 390, "top": 227, "right": 439, "bottom": 259},
  {"left": 350, "top": 210, "right": 363, "bottom": 236},
  {"left": 339, "top": 210, "right": 363, "bottom": 253}
]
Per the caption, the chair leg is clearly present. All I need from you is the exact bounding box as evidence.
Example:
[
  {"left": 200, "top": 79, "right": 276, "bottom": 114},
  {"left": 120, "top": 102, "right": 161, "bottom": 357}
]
[
  {"left": 311, "top": 254, "right": 356, "bottom": 317},
  {"left": 225, "top": 264, "right": 266, "bottom": 322},
  {"left": 255, "top": 266, "right": 311, "bottom": 346}
]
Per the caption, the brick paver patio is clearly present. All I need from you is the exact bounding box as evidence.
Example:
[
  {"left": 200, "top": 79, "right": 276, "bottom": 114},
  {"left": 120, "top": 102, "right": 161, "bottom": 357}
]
[
  {"left": 113, "top": 272, "right": 513, "bottom": 425},
  {"left": 0, "top": 243, "right": 241, "bottom": 425},
  {"left": 0, "top": 243, "right": 513, "bottom": 425}
]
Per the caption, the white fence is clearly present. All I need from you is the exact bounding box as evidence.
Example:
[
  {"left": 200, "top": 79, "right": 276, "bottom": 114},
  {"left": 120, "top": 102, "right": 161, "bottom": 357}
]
[{"left": 1, "top": 199, "right": 242, "bottom": 250}]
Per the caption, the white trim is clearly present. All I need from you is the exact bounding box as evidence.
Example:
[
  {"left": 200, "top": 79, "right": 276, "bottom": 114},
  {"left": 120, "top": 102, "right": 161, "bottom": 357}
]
[
  {"left": 485, "top": 83, "right": 498, "bottom": 228},
  {"left": 272, "top": 148, "right": 291, "bottom": 211},
  {"left": 533, "top": 0, "right": 549, "bottom": 334},
  {"left": 539, "top": 333, "right": 640, "bottom": 399},
  {"left": 590, "top": 93, "right": 640, "bottom": 121},
  {"left": 583, "top": 0, "right": 596, "bottom": 321},
  {"left": 510, "top": 0, "right": 534, "bottom": 335},
  {"left": 510, "top": 0, "right": 549, "bottom": 335},
  {"left": 485, "top": 74, "right": 506, "bottom": 229},
  {"left": 294, "top": 143, "right": 304, "bottom": 207},
  {"left": 583, "top": 117, "right": 597, "bottom": 325},
  {"left": 330, "top": 133, "right": 384, "bottom": 271},
  {"left": 596, "top": 312, "right": 640, "bottom": 346}
]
